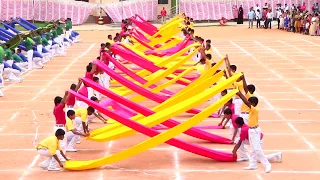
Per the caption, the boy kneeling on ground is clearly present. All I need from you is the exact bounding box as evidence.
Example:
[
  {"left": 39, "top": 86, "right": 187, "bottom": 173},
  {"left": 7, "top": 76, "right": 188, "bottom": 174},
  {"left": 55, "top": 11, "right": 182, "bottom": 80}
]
[{"left": 36, "top": 129, "right": 69, "bottom": 171}]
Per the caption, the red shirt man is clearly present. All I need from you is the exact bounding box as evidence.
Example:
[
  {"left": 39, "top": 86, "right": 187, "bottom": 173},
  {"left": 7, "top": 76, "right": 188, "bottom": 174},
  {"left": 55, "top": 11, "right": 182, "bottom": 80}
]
[{"left": 161, "top": 8, "right": 167, "bottom": 17}]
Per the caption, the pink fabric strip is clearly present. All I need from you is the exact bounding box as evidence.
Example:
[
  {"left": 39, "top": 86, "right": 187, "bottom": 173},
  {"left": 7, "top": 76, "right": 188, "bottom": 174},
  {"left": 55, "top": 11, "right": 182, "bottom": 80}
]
[
  {"left": 81, "top": 76, "right": 232, "bottom": 145},
  {"left": 103, "top": 52, "right": 173, "bottom": 95},
  {"left": 96, "top": 60, "right": 220, "bottom": 118},
  {"left": 69, "top": 90, "right": 236, "bottom": 161}
]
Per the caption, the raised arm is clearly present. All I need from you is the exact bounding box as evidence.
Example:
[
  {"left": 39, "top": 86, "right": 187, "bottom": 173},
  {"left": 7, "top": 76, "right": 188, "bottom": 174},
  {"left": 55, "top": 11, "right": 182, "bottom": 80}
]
[
  {"left": 90, "top": 63, "right": 96, "bottom": 75},
  {"left": 236, "top": 91, "right": 251, "bottom": 108},
  {"left": 224, "top": 56, "right": 233, "bottom": 78},
  {"left": 75, "top": 78, "right": 82, "bottom": 92},
  {"left": 242, "top": 74, "right": 249, "bottom": 94},
  {"left": 61, "top": 91, "right": 70, "bottom": 106}
]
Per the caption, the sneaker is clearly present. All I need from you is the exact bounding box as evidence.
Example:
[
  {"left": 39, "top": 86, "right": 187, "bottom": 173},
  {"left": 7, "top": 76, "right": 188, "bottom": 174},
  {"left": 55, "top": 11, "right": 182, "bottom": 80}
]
[
  {"left": 244, "top": 166, "right": 258, "bottom": 170},
  {"left": 76, "top": 141, "right": 81, "bottom": 144},
  {"left": 47, "top": 167, "right": 61, "bottom": 171},
  {"left": 237, "top": 157, "right": 249, "bottom": 162},
  {"left": 66, "top": 148, "right": 77, "bottom": 152},
  {"left": 277, "top": 152, "right": 282, "bottom": 163},
  {"left": 0, "top": 91, "right": 3, "bottom": 97},
  {"left": 19, "top": 78, "right": 23, "bottom": 83},
  {"left": 265, "top": 164, "right": 271, "bottom": 173}
]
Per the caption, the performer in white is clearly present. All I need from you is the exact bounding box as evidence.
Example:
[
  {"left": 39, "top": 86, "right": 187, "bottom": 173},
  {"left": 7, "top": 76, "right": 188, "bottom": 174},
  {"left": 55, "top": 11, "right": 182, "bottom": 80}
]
[{"left": 232, "top": 117, "right": 282, "bottom": 170}]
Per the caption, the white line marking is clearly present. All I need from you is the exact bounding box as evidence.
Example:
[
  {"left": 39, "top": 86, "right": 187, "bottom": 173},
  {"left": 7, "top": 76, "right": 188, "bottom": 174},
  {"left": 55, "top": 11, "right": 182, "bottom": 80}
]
[
  {"left": 230, "top": 41, "right": 318, "bottom": 151},
  {"left": 301, "top": 39, "right": 320, "bottom": 47},
  {"left": 173, "top": 151, "right": 182, "bottom": 180},
  {"left": 31, "top": 110, "right": 40, "bottom": 148},
  {"left": 256, "top": 174, "right": 263, "bottom": 180},
  {"left": 29, "top": 43, "right": 95, "bottom": 101},
  {"left": 278, "top": 40, "right": 314, "bottom": 57},
  {"left": 99, "top": 141, "right": 114, "bottom": 180},
  {"left": 1, "top": 168, "right": 320, "bottom": 174},
  {"left": 8, "top": 112, "right": 19, "bottom": 121},
  {"left": 16, "top": 44, "right": 96, "bottom": 180},
  {"left": 18, "top": 155, "right": 40, "bottom": 180}
]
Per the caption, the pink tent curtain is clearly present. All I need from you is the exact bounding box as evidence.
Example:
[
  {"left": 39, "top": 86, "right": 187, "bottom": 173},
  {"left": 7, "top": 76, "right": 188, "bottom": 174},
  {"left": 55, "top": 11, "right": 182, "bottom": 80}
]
[
  {"left": 0, "top": 0, "right": 96, "bottom": 25},
  {"left": 179, "top": 0, "right": 320, "bottom": 20},
  {"left": 101, "top": 0, "right": 157, "bottom": 23},
  {"left": 2, "top": 0, "right": 319, "bottom": 23}
]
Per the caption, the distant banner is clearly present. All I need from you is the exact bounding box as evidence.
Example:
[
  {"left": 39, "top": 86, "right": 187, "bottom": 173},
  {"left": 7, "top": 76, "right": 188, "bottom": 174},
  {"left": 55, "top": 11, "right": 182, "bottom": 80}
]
[
  {"left": 0, "top": 0, "right": 97, "bottom": 25},
  {"left": 101, "top": 0, "right": 158, "bottom": 23},
  {"left": 179, "top": 0, "right": 319, "bottom": 20}
]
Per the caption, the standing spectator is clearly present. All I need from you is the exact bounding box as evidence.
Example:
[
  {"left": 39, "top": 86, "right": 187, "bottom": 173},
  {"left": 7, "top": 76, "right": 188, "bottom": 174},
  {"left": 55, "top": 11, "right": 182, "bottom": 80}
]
[
  {"left": 305, "top": 18, "right": 310, "bottom": 35},
  {"left": 300, "top": 2, "right": 306, "bottom": 12},
  {"left": 263, "top": 9, "right": 268, "bottom": 28},
  {"left": 256, "top": 9, "right": 261, "bottom": 28},
  {"left": 297, "top": 3, "right": 301, "bottom": 11},
  {"left": 248, "top": 8, "right": 255, "bottom": 28},
  {"left": 160, "top": 7, "right": 167, "bottom": 24},
  {"left": 263, "top": 3, "right": 268, "bottom": 10},
  {"left": 266, "top": 9, "right": 273, "bottom": 29},
  {"left": 291, "top": 4, "right": 296, "bottom": 12},
  {"left": 279, "top": 11, "right": 285, "bottom": 29},
  {"left": 284, "top": 4, "right": 289, "bottom": 12},
  {"left": 314, "top": 3, "right": 319, "bottom": 14},
  {"left": 294, "top": 11, "right": 302, "bottom": 33},
  {"left": 237, "top": 5, "right": 244, "bottom": 24},
  {"left": 276, "top": 8, "right": 282, "bottom": 29},
  {"left": 268, "top": 4, "right": 272, "bottom": 11},
  {"left": 254, "top": 4, "right": 260, "bottom": 14},
  {"left": 291, "top": 11, "right": 296, "bottom": 32},
  {"left": 310, "top": 13, "right": 319, "bottom": 36},
  {"left": 233, "top": 5, "right": 239, "bottom": 22}
]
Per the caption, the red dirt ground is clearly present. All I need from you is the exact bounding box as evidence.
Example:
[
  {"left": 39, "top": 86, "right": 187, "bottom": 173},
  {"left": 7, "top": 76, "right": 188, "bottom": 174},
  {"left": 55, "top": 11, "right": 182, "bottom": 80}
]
[{"left": 0, "top": 27, "right": 320, "bottom": 180}]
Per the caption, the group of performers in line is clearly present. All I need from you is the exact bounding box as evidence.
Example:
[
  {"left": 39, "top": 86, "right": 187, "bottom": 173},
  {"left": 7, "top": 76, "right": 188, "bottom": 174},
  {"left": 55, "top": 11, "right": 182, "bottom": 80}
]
[
  {"left": 34, "top": 14, "right": 282, "bottom": 172},
  {"left": 182, "top": 14, "right": 282, "bottom": 173},
  {"left": 0, "top": 17, "right": 81, "bottom": 96}
]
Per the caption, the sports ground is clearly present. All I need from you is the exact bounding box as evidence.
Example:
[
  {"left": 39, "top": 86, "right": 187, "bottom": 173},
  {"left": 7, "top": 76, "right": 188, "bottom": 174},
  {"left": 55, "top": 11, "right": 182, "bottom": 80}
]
[{"left": 1, "top": 26, "right": 320, "bottom": 180}]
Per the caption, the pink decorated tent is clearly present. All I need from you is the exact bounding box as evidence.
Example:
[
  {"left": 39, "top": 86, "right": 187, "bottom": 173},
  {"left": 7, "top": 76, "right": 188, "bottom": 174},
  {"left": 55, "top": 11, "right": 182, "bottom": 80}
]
[
  {"left": 0, "top": 0, "right": 96, "bottom": 25},
  {"left": 101, "top": 0, "right": 158, "bottom": 23}
]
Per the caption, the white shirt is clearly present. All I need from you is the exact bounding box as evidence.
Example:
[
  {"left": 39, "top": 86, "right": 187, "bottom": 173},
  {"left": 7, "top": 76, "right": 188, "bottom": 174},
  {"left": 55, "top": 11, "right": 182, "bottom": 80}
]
[
  {"left": 276, "top": 10, "right": 282, "bottom": 18},
  {"left": 256, "top": 12, "right": 261, "bottom": 19},
  {"left": 254, "top": 6, "right": 260, "bottom": 13},
  {"left": 267, "top": 12, "right": 273, "bottom": 19},
  {"left": 284, "top": 6, "right": 289, "bottom": 11}
]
